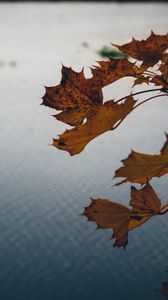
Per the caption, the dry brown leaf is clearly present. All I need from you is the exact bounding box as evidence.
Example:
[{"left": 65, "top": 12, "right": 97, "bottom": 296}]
[
  {"left": 42, "top": 59, "right": 139, "bottom": 128},
  {"left": 128, "top": 182, "right": 161, "bottom": 231},
  {"left": 83, "top": 182, "right": 161, "bottom": 249},
  {"left": 83, "top": 198, "right": 132, "bottom": 249},
  {"left": 52, "top": 96, "right": 136, "bottom": 155},
  {"left": 42, "top": 32, "right": 168, "bottom": 156},
  {"left": 113, "top": 32, "right": 168, "bottom": 68},
  {"left": 42, "top": 66, "right": 98, "bottom": 126},
  {"left": 114, "top": 133, "right": 168, "bottom": 185},
  {"left": 91, "top": 58, "right": 139, "bottom": 87},
  {"left": 151, "top": 53, "right": 168, "bottom": 89},
  {"left": 133, "top": 76, "right": 150, "bottom": 87},
  {"left": 54, "top": 106, "right": 93, "bottom": 126}
]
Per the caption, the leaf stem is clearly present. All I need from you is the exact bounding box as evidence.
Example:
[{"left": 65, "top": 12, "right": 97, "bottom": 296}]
[
  {"left": 132, "top": 93, "right": 168, "bottom": 111},
  {"left": 112, "top": 93, "right": 168, "bottom": 130},
  {"left": 114, "top": 88, "right": 163, "bottom": 104},
  {"left": 158, "top": 203, "right": 168, "bottom": 215},
  {"left": 157, "top": 209, "right": 168, "bottom": 215},
  {"left": 144, "top": 71, "right": 158, "bottom": 77}
]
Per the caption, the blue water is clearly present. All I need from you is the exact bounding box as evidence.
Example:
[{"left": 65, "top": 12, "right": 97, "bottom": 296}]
[{"left": 0, "top": 3, "right": 168, "bottom": 300}]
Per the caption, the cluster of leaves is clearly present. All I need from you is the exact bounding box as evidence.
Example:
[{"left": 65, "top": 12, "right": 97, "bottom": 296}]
[
  {"left": 83, "top": 135, "right": 168, "bottom": 249},
  {"left": 42, "top": 32, "right": 168, "bottom": 250},
  {"left": 42, "top": 32, "right": 168, "bottom": 155}
]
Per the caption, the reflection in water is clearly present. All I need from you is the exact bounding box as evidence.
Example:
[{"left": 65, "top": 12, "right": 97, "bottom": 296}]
[{"left": 83, "top": 182, "right": 168, "bottom": 249}]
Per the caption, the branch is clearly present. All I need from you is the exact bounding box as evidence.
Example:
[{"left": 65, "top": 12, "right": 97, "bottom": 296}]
[
  {"left": 143, "top": 71, "right": 158, "bottom": 77},
  {"left": 158, "top": 209, "right": 168, "bottom": 215},
  {"left": 114, "top": 88, "right": 163, "bottom": 104},
  {"left": 112, "top": 93, "right": 168, "bottom": 131}
]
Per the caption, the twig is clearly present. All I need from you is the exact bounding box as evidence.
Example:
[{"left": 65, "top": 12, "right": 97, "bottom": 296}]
[
  {"left": 114, "top": 88, "right": 162, "bottom": 104},
  {"left": 112, "top": 94, "right": 168, "bottom": 131}
]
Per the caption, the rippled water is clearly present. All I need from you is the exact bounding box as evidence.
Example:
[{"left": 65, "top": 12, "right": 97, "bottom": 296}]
[{"left": 0, "top": 2, "right": 168, "bottom": 300}]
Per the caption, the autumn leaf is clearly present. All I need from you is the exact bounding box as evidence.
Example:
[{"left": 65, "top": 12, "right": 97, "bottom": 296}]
[
  {"left": 90, "top": 58, "right": 139, "bottom": 87},
  {"left": 83, "top": 183, "right": 163, "bottom": 249},
  {"left": 114, "top": 133, "right": 168, "bottom": 186},
  {"left": 42, "top": 59, "right": 139, "bottom": 154},
  {"left": 133, "top": 76, "right": 150, "bottom": 87},
  {"left": 83, "top": 198, "right": 131, "bottom": 249},
  {"left": 42, "top": 66, "right": 99, "bottom": 126},
  {"left": 151, "top": 53, "right": 168, "bottom": 89},
  {"left": 129, "top": 182, "right": 161, "bottom": 215},
  {"left": 52, "top": 96, "right": 136, "bottom": 155},
  {"left": 42, "top": 59, "right": 139, "bottom": 127},
  {"left": 42, "top": 32, "right": 167, "bottom": 156},
  {"left": 113, "top": 32, "right": 168, "bottom": 68}
]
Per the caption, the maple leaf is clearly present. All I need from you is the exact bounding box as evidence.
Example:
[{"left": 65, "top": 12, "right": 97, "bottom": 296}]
[
  {"left": 133, "top": 76, "right": 150, "bottom": 87},
  {"left": 42, "top": 32, "right": 167, "bottom": 156},
  {"left": 113, "top": 32, "right": 168, "bottom": 68},
  {"left": 52, "top": 96, "right": 136, "bottom": 155},
  {"left": 90, "top": 58, "right": 139, "bottom": 87},
  {"left": 151, "top": 53, "right": 168, "bottom": 89},
  {"left": 83, "top": 183, "right": 162, "bottom": 249},
  {"left": 114, "top": 133, "right": 168, "bottom": 185},
  {"left": 42, "top": 59, "right": 139, "bottom": 127},
  {"left": 83, "top": 198, "right": 131, "bottom": 249},
  {"left": 42, "top": 66, "right": 99, "bottom": 126}
]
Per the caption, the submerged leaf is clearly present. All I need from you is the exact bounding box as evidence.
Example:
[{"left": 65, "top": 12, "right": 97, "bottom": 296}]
[
  {"left": 114, "top": 134, "right": 168, "bottom": 185},
  {"left": 83, "top": 183, "right": 162, "bottom": 249}
]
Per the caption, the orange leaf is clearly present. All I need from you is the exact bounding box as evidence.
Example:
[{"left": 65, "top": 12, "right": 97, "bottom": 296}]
[
  {"left": 42, "top": 66, "right": 98, "bottom": 126},
  {"left": 42, "top": 59, "right": 139, "bottom": 128},
  {"left": 113, "top": 32, "right": 168, "bottom": 68},
  {"left": 42, "top": 32, "right": 167, "bottom": 155},
  {"left": 151, "top": 53, "right": 168, "bottom": 89},
  {"left": 128, "top": 182, "right": 161, "bottom": 231},
  {"left": 52, "top": 96, "right": 136, "bottom": 155},
  {"left": 54, "top": 107, "right": 92, "bottom": 126},
  {"left": 91, "top": 58, "right": 139, "bottom": 87},
  {"left": 133, "top": 76, "right": 150, "bottom": 87},
  {"left": 114, "top": 133, "right": 168, "bottom": 185},
  {"left": 83, "top": 198, "right": 131, "bottom": 249},
  {"left": 83, "top": 183, "right": 162, "bottom": 249}
]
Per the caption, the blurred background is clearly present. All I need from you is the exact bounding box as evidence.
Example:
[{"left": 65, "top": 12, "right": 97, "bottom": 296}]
[{"left": 0, "top": 1, "right": 168, "bottom": 300}]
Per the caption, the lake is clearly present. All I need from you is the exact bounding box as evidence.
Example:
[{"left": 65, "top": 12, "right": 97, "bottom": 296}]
[{"left": 0, "top": 2, "right": 168, "bottom": 299}]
